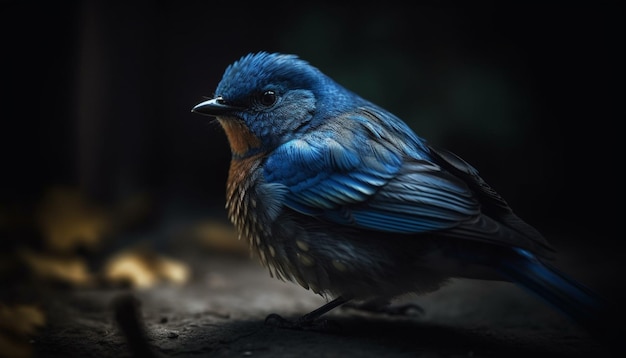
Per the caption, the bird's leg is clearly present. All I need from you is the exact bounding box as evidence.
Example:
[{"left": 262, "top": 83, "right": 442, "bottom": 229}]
[
  {"left": 342, "top": 298, "right": 424, "bottom": 317},
  {"left": 265, "top": 296, "right": 351, "bottom": 331}
]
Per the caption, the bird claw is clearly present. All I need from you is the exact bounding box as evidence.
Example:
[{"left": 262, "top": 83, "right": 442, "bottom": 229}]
[
  {"left": 264, "top": 313, "right": 298, "bottom": 329},
  {"left": 342, "top": 301, "right": 424, "bottom": 317},
  {"left": 264, "top": 313, "right": 341, "bottom": 332}
]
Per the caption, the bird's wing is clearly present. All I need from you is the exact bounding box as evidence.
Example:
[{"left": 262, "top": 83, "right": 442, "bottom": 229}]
[
  {"left": 262, "top": 108, "right": 480, "bottom": 234},
  {"left": 428, "top": 145, "right": 554, "bottom": 254}
]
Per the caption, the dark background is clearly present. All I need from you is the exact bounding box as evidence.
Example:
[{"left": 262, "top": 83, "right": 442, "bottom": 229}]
[{"left": 1, "top": 1, "right": 623, "bottom": 267}]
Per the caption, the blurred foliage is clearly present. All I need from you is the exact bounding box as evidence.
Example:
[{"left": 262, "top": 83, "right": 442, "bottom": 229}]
[
  {"left": 0, "top": 303, "right": 45, "bottom": 358},
  {"left": 189, "top": 219, "right": 248, "bottom": 257},
  {"left": 37, "top": 187, "right": 111, "bottom": 253},
  {"left": 103, "top": 246, "right": 190, "bottom": 289},
  {"left": 0, "top": 185, "right": 247, "bottom": 295},
  {"left": 19, "top": 250, "right": 92, "bottom": 287}
]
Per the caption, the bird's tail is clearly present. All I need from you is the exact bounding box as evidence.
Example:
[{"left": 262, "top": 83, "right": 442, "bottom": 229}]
[{"left": 498, "top": 248, "right": 622, "bottom": 354}]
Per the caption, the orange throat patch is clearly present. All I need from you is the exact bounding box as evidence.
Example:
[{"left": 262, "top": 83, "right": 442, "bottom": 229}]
[{"left": 217, "top": 117, "right": 262, "bottom": 157}]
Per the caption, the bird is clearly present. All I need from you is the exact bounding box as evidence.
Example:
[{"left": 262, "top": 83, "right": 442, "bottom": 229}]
[{"left": 191, "top": 52, "right": 615, "bottom": 343}]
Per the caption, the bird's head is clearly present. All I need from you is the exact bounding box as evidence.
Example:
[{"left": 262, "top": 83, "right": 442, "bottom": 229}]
[{"left": 192, "top": 52, "right": 348, "bottom": 158}]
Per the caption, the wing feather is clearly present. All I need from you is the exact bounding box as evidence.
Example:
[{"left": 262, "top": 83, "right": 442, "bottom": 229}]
[{"left": 263, "top": 108, "right": 479, "bottom": 233}]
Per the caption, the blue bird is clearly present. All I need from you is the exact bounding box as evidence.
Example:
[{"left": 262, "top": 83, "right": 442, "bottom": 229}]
[{"left": 192, "top": 52, "right": 614, "bottom": 342}]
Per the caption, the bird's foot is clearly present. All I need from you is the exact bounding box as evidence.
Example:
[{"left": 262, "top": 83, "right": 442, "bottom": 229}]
[
  {"left": 342, "top": 300, "right": 424, "bottom": 317},
  {"left": 264, "top": 313, "right": 341, "bottom": 332}
]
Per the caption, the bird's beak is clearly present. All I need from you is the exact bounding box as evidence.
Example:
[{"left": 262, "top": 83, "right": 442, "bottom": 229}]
[{"left": 191, "top": 97, "right": 240, "bottom": 116}]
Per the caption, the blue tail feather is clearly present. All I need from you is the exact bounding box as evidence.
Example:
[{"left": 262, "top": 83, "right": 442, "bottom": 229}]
[
  {"left": 501, "top": 249, "right": 601, "bottom": 327},
  {"left": 499, "top": 248, "right": 622, "bottom": 354}
]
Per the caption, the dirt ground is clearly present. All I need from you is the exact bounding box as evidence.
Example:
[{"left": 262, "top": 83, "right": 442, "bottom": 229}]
[{"left": 18, "top": 237, "right": 621, "bottom": 358}]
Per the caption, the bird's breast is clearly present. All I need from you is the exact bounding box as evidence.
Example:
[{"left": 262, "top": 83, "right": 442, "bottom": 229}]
[
  {"left": 226, "top": 154, "right": 263, "bottom": 231},
  {"left": 218, "top": 117, "right": 261, "bottom": 157},
  {"left": 225, "top": 155, "right": 317, "bottom": 288},
  {"left": 225, "top": 154, "right": 277, "bottom": 264}
]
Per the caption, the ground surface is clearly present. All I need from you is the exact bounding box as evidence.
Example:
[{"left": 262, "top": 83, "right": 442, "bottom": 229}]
[{"left": 27, "top": 239, "right": 624, "bottom": 358}]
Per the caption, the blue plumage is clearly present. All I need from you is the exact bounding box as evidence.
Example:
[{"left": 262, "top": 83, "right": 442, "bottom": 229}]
[{"left": 192, "top": 52, "right": 616, "bottom": 346}]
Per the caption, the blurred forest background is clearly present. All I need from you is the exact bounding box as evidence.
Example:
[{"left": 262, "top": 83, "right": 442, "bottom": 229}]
[{"left": 0, "top": 1, "right": 623, "bottom": 354}]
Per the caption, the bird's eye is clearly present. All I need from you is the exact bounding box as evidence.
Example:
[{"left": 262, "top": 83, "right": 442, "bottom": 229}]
[{"left": 259, "top": 90, "right": 277, "bottom": 106}]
